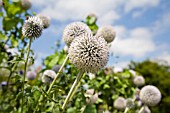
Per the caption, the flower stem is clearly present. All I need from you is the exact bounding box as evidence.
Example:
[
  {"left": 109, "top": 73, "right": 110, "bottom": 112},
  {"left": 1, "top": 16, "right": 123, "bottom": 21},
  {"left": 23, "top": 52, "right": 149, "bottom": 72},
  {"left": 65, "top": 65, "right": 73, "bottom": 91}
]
[
  {"left": 21, "top": 38, "right": 32, "bottom": 113},
  {"left": 124, "top": 107, "right": 129, "bottom": 113},
  {"left": 34, "top": 55, "right": 69, "bottom": 112},
  {"left": 47, "top": 55, "right": 69, "bottom": 94},
  {"left": 62, "top": 70, "right": 84, "bottom": 111},
  {"left": 138, "top": 106, "right": 144, "bottom": 113}
]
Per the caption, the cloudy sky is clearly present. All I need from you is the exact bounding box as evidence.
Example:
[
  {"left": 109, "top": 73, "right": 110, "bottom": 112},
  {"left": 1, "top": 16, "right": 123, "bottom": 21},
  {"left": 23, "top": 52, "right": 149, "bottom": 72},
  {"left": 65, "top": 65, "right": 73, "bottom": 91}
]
[{"left": 27, "top": 0, "right": 170, "bottom": 67}]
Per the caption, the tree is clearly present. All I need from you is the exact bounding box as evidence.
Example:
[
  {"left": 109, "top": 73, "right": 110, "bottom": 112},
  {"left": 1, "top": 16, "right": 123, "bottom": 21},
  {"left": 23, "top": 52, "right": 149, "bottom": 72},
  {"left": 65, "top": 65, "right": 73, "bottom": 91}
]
[{"left": 129, "top": 60, "right": 170, "bottom": 113}]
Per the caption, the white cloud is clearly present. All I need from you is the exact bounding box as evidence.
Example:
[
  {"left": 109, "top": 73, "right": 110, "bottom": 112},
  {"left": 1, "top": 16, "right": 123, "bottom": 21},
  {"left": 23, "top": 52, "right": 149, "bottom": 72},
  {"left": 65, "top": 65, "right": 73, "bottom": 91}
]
[
  {"left": 110, "top": 26, "right": 155, "bottom": 58},
  {"left": 31, "top": 0, "right": 160, "bottom": 25},
  {"left": 152, "top": 12, "right": 170, "bottom": 34},
  {"left": 125, "top": 0, "right": 159, "bottom": 13}
]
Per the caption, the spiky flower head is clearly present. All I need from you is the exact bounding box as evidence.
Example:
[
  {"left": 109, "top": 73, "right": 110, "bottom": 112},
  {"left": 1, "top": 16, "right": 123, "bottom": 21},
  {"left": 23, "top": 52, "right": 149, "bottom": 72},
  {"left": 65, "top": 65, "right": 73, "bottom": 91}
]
[
  {"left": 37, "top": 15, "right": 50, "bottom": 28},
  {"left": 68, "top": 33, "right": 109, "bottom": 73},
  {"left": 26, "top": 71, "right": 36, "bottom": 80},
  {"left": 22, "top": 16, "right": 43, "bottom": 39},
  {"left": 113, "top": 97, "right": 126, "bottom": 110},
  {"left": 96, "top": 26, "right": 116, "bottom": 43},
  {"left": 126, "top": 98, "right": 134, "bottom": 109},
  {"left": 133, "top": 76, "right": 145, "bottom": 87},
  {"left": 21, "top": 0, "right": 31, "bottom": 10},
  {"left": 63, "top": 22, "right": 92, "bottom": 46},
  {"left": 42, "top": 70, "right": 56, "bottom": 84},
  {"left": 104, "top": 67, "right": 113, "bottom": 75},
  {"left": 139, "top": 85, "right": 161, "bottom": 106}
]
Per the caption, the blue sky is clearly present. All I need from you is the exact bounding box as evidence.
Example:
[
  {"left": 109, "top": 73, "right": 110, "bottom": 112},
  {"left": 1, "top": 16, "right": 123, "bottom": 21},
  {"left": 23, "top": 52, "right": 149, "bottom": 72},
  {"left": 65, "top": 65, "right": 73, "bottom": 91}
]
[{"left": 3, "top": 0, "right": 170, "bottom": 67}]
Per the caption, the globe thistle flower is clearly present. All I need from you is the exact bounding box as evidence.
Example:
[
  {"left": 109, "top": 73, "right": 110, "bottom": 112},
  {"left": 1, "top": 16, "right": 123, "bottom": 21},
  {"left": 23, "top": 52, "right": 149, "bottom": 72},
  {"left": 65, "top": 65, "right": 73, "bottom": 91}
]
[
  {"left": 87, "top": 73, "right": 95, "bottom": 80},
  {"left": 113, "top": 97, "right": 126, "bottom": 110},
  {"left": 133, "top": 76, "right": 145, "bottom": 87},
  {"left": 139, "top": 85, "right": 161, "bottom": 106},
  {"left": 26, "top": 71, "right": 36, "bottom": 80},
  {"left": 104, "top": 67, "right": 113, "bottom": 75},
  {"left": 96, "top": 26, "right": 116, "bottom": 43},
  {"left": 52, "top": 65, "right": 61, "bottom": 73},
  {"left": 21, "top": 0, "right": 32, "bottom": 10},
  {"left": 68, "top": 33, "right": 109, "bottom": 73},
  {"left": 42, "top": 70, "right": 56, "bottom": 84},
  {"left": 63, "top": 22, "right": 92, "bottom": 46},
  {"left": 126, "top": 98, "right": 135, "bottom": 109},
  {"left": 37, "top": 15, "right": 50, "bottom": 28},
  {"left": 129, "top": 69, "right": 137, "bottom": 77},
  {"left": 22, "top": 16, "right": 43, "bottom": 39}
]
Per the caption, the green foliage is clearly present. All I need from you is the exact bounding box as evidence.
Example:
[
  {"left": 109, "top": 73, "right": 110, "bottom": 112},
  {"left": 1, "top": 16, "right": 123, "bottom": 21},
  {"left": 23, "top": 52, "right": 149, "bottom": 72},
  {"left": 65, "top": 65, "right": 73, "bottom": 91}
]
[{"left": 129, "top": 60, "right": 170, "bottom": 113}]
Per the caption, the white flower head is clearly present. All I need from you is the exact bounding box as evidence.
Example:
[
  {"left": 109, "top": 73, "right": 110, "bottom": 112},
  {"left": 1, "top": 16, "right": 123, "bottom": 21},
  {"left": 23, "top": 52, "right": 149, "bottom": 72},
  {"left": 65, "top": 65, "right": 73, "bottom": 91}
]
[
  {"left": 63, "top": 22, "right": 92, "bottom": 46},
  {"left": 126, "top": 98, "right": 134, "bottom": 109},
  {"left": 68, "top": 33, "right": 109, "bottom": 73},
  {"left": 26, "top": 71, "right": 36, "bottom": 80},
  {"left": 114, "top": 97, "right": 126, "bottom": 110},
  {"left": 96, "top": 26, "right": 116, "bottom": 43},
  {"left": 37, "top": 15, "right": 50, "bottom": 28},
  {"left": 22, "top": 16, "right": 43, "bottom": 39},
  {"left": 139, "top": 85, "right": 161, "bottom": 106},
  {"left": 42, "top": 70, "right": 56, "bottom": 84},
  {"left": 104, "top": 67, "right": 113, "bottom": 75},
  {"left": 21, "top": 0, "right": 31, "bottom": 10},
  {"left": 133, "top": 76, "right": 145, "bottom": 87},
  {"left": 129, "top": 69, "right": 137, "bottom": 77}
]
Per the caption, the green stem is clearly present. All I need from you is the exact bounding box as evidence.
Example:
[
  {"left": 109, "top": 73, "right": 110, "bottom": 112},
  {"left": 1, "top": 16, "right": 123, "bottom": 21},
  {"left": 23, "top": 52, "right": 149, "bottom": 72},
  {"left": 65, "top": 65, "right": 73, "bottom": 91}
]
[
  {"left": 80, "top": 105, "right": 87, "bottom": 113},
  {"left": 62, "top": 70, "right": 84, "bottom": 111},
  {"left": 34, "top": 55, "right": 69, "bottom": 113},
  {"left": 138, "top": 106, "right": 144, "bottom": 113},
  {"left": 47, "top": 55, "right": 69, "bottom": 94},
  {"left": 124, "top": 107, "right": 129, "bottom": 113},
  {"left": 21, "top": 38, "right": 32, "bottom": 113},
  {"left": 7, "top": 63, "right": 17, "bottom": 88}
]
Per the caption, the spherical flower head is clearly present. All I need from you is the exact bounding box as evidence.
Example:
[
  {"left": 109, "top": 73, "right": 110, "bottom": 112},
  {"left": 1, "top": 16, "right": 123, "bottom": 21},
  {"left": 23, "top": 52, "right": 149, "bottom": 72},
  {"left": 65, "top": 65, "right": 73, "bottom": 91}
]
[
  {"left": 129, "top": 69, "right": 137, "bottom": 77},
  {"left": 104, "top": 67, "right": 113, "bottom": 75},
  {"left": 96, "top": 26, "right": 116, "bottom": 43},
  {"left": 42, "top": 70, "right": 56, "bottom": 84},
  {"left": 21, "top": 0, "right": 32, "bottom": 10},
  {"left": 22, "top": 16, "right": 43, "bottom": 39},
  {"left": 63, "top": 22, "right": 92, "bottom": 46},
  {"left": 37, "top": 15, "right": 50, "bottom": 29},
  {"left": 113, "top": 97, "right": 126, "bottom": 110},
  {"left": 133, "top": 76, "right": 145, "bottom": 87},
  {"left": 52, "top": 65, "right": 61, "bottom": 73},
  {"left": 139, "top": 85, "right": 161, "bottom": 106},
  {"left": 26, "top": 71, "right": 36, "bottom": 80},
  {"left": 68, "top": 33, "right": 109, "bottom": 73},
  {"left": 126, "top": 98, "right": 134, "bottom": 109}
]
